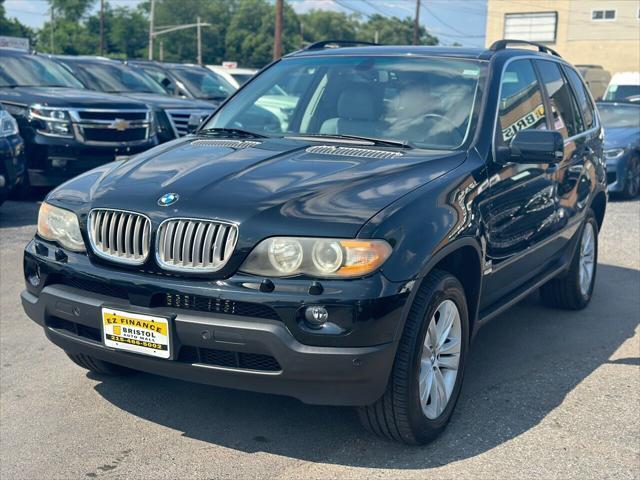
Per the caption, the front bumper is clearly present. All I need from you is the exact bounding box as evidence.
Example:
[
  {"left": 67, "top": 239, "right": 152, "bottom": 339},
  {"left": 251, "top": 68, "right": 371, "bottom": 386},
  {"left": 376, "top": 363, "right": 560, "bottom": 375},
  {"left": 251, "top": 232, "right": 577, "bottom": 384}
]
[
  {"left": 25, "top": 132, "right": 158, "bottom": 187},
  {"left": 21, "top": 239, "right": 410, "bottom": 405},
  {"left": 22, "top": 285, "right": 395, "bottom": 406},
  {"left": 606, "top": 155, "right": 631, "bottom": 193}
]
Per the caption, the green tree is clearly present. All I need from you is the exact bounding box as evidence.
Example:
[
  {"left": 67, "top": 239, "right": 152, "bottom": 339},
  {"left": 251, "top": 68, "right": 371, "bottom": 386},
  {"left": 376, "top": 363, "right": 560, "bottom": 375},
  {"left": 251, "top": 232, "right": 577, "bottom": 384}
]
[
  {"left": 150, "top": 0, "right": 233, "bottom": 64},
  {"left": 0, "top": 0, "right": 35, "bottom": 42},
  {"left": 85, "top": 3, "right": 148, "bottom": 58},
  {"left": 298, "top": 10, "right": 359, "bottom": 46},
  {"left": 224, "top": 0, "right": 299, "bottom": 68},
  {"left": 36, "top": 0, "right": 96, "bottom": 54},
  {"left": 357, "top": 14, "right": 438, "bottom": 45}
]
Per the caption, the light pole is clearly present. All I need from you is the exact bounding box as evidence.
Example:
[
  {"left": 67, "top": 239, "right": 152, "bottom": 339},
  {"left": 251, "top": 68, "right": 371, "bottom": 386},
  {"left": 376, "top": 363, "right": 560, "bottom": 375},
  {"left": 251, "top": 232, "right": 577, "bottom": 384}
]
[
  {"left": 151, "top": 20, "right": 211, "bottom": 64},
  {"left": 148, "top": 0, "right": 155, "bottom": 60},
  {"left": 273, "top": 0, "right": 283, "bottom": 60}
]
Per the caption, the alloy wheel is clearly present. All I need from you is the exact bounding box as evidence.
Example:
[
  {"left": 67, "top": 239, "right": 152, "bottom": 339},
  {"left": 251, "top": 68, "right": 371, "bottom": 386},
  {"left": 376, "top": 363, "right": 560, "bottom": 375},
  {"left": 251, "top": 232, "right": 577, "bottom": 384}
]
[
  {"left": 419, "top": 299, "right": 462, "bottom": 419},
  {"left": 579, "top": 222, "right": 596, "bottom": 296}
]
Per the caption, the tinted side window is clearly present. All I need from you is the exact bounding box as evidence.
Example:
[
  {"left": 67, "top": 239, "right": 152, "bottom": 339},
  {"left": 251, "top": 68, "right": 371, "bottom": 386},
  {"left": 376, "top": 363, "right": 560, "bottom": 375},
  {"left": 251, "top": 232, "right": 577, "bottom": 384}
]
[
  {"left": 564, "top": 67, "right": 595, "bottom": 129},
  {"left": 498, "top": 59, "right": 547, "bottom": 144},
  {"left": 536, "top": 60, "right": 584, "bottom": 138}
]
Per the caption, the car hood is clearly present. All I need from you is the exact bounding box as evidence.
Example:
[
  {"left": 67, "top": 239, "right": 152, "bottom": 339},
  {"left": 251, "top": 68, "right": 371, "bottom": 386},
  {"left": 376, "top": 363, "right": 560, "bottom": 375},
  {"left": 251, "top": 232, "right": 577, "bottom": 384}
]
[
  {"left": 0, "top": 87, "right": 149, "bottom": 109},
  {"left": 120, "top": 92, "right": 217, "bottom": 110},
  {"left": 48, "top": 137, "right": 465, "bottom": 240},
  {"left": 604, "top": 127, "right": 639, "bottom": 149}
]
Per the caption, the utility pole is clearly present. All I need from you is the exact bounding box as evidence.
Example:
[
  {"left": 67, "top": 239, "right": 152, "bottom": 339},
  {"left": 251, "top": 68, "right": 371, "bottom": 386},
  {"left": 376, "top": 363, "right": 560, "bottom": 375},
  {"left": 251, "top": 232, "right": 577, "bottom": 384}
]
[
  {"left": 159, "top": 41, "right": 164, "bottom": 61},
  {"left": 49, "top": 6, "right": 54, "bottom": 53},
  {"left": 273, "top": 0, "right": 283, "bottom": 60},
  {"left": 197, "top": 16, "right": 202, "bottom": 65},
  {"left": 413, "top": 0, "right": 421, "bottom": 45},
  {"left": 299, "top": 21, "right": 304, "bottom": 49},
  {"left": 148, "top": 0, "right": 155, "bottom": 60},
  {"left": 99, "top": 0, "right": 105, "bottom": 55}
]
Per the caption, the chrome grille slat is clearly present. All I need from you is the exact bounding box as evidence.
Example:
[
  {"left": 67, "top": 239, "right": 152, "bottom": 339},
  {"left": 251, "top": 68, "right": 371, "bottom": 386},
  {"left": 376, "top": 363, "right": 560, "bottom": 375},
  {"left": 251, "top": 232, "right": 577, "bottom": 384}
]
[
  {"left": 192, "top": 223, "right": 206, "bottom": 265},
  {"left": 156, "top": 219, "right": 237, "bottom": 272},
  {"left": 88, "top": 209, "right": 151, "bottom": 265}
]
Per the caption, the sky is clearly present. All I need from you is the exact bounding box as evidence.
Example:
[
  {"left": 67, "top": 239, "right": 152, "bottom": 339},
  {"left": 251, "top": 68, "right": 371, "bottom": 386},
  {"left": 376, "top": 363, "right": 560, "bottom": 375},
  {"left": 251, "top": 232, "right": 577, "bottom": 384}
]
[{"left": 4, "top": 0, "right": 488, "bottom": 48}]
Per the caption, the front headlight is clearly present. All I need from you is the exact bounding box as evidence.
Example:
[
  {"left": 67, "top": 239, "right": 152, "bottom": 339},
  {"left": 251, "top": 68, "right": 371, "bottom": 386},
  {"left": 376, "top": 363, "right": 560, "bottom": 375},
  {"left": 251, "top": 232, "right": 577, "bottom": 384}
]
[
  {"left": 37, "top": 202, "right": 86, "bottom": 252},
  {"left": 605, "top": 148, "right": 625, "bottom": 160},
  {"left": 240, "top": 237, "right": 392, "bottom": 278},
  {"left": 29, "top": 105, "right": 73, "bottom": 138},
  {"left": 0, "top": 110, "right": 19, "bottom": 137}
]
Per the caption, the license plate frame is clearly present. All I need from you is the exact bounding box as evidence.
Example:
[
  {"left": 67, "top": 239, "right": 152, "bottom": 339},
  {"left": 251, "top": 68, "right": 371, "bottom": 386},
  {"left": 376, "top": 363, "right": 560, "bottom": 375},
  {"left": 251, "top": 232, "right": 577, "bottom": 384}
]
[{"left": 101, "top": 307, "right": 171, "bottom": 359}]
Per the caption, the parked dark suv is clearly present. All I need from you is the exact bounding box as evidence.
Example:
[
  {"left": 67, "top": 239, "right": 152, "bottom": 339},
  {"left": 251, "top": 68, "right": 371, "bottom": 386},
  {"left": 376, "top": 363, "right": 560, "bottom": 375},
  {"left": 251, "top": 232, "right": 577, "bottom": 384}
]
[
  {"left": 0, "top": 48, "right": 159, "bottom": 193},
  {"left": 21, "top": 40, "right": 607, "bottom": 444},
  {"left": 51, "top": 56, "right": 216, "bottom": 140},
  {"left": 0, "top": 104, "right": 26, "bottom": 205}
]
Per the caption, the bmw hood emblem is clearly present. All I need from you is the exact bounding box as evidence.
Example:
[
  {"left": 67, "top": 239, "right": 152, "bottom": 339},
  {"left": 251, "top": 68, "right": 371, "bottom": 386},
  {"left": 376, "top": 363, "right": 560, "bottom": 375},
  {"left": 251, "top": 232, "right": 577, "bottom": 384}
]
[{"left": 158, "top": 193, "right": 179, "bottom": 207}]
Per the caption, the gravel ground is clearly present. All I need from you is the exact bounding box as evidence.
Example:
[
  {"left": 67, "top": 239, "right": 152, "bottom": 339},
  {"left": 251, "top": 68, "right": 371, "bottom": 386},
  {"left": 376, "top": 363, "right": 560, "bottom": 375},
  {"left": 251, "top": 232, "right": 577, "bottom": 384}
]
[{"left": 1, "top": 197, "right": 638, "bottom": 480}]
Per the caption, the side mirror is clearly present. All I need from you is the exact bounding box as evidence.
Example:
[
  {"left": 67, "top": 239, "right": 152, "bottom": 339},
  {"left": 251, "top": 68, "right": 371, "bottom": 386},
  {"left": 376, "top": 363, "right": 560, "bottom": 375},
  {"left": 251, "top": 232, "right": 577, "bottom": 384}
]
[{"left": 499, "top": 130, "right": 564, "bottom": 164}]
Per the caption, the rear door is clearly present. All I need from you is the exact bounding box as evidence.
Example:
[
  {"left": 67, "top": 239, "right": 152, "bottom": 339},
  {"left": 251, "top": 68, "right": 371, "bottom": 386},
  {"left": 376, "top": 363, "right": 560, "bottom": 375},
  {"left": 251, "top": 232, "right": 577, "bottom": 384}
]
[{"left": 535, "top": 60, "right": 596, "bottom": 252}]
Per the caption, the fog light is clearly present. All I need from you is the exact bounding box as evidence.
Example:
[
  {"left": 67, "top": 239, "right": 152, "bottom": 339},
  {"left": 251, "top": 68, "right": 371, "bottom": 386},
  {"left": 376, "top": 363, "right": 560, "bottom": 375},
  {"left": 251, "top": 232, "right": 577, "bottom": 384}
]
[
  {"left": 305, "top": 306, "right": 328, "bottom": 328},
  {"left": 27, "top": 265, "right": 41, "bottom": 287}
]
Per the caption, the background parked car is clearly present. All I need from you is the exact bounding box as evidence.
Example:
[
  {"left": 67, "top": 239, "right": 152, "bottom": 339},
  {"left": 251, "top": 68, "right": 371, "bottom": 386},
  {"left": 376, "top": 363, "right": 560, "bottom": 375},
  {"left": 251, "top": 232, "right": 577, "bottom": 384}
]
[
  {"left": 576, "top": 64, "right": 611, "bottom": 100},
  {"left": 206, "top": 65, "right": 258, "bottom": 89},
  {"left": 0, "top": 104, "right": 26, "bottom": 206},
  {"left": 604, "top": 72, "right": 640, "bottom": 103},
  {"left": 0, "top": 48, "right": 159, "bottom": 195},
  {"left": 127, "top": 60, "right": 236, "bottom": 103},
  {"left": 52, "top": 56, "right": 216, "bottom": 140},
  {"left": 597, "top": 101, "right": 640, "bottom": 198}
]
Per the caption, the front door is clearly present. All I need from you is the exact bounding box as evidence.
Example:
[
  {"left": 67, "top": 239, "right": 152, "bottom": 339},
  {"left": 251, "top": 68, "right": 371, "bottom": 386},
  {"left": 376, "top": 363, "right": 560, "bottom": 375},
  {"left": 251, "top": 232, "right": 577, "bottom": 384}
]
[{"left": 481, "top": 59, "right": 560, "bottom": 310}]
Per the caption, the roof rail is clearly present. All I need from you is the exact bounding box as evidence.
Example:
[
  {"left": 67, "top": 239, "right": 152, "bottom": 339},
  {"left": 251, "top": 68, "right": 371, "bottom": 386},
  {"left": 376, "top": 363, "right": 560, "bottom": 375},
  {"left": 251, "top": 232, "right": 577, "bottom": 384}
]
[
  {"left": 489, "top": 39, "right": 561, "bottom": 58},
  {"left": 304, "top": 40, "right": 379, "bottom": 51}
]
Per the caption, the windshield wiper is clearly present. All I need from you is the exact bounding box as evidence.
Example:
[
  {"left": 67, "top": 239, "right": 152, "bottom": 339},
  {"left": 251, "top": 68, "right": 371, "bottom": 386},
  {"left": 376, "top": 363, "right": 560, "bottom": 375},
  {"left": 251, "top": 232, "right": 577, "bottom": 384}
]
[
  {"left": 198, "top": 127, "right": 268, "bottom": 138},
  {"left": 285, "top": 133, "right": 411, "bottom": 149}
]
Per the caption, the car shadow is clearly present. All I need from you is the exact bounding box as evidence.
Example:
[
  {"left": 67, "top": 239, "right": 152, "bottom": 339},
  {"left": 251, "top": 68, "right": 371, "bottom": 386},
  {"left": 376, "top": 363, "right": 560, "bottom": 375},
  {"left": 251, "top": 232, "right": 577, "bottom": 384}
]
[{"left": 91, "top": 263, "right": 639, "bottom": 468}]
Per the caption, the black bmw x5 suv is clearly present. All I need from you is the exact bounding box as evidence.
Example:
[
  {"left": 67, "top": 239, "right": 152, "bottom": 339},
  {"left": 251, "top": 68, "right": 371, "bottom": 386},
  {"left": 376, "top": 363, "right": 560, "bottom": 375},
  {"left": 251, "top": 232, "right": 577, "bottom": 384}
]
[{"left": 22, "top": 40, "right": 607, "bottom": 444}]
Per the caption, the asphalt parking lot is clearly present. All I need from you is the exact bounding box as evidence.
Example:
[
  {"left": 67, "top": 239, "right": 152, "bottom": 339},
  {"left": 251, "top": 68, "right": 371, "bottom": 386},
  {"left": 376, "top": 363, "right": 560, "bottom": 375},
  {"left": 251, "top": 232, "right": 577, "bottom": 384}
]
[{"left": 1, "top": 197, "right": 638, "bottom": 480}]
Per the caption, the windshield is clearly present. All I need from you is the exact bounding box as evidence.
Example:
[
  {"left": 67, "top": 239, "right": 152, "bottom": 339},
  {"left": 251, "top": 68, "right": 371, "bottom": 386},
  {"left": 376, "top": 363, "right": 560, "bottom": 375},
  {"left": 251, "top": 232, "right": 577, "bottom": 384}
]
[
  {"left": 204, "top": 56, "right": 484, "bottom": 150},
  {"left": 168, "top": 66, "right": 236, "bottom": 100},
  {"left": 231, "top": 73, "right": 254, "bottom": 85},
  {"left": 604, "top": 84, "right": 640, "bottom": 102},
  {"left": 0, "top": 55, "right": 84, "bottom": 88},
  {"left": 66, "top": 61, "right": 168, "bottom": 94},
  {"left": 597, "top": 104, "right": 640, "bottom": 128}
]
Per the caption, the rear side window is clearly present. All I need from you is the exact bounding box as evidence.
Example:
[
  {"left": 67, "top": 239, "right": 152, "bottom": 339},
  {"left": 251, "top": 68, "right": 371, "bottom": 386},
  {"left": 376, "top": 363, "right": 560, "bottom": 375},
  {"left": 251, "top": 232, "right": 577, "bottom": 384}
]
[
  {"left": 564, "top": 67, "right": 595, "bottom": 129},
  {"left": 536, "top": 60, "right": 584, "bottom": 138},
  {"left": 497, "top": 59, "right": 547, "bottom": 144}
]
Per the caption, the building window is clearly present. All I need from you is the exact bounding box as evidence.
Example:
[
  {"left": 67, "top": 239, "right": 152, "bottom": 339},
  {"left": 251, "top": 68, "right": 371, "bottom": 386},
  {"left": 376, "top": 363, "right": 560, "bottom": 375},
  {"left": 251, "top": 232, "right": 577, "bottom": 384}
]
[
  {"left": 592, "top": 10, "right": 616, "bottom": 21},
  {"left": 504, "top": 12, "right": 557, "bottom": 43}
]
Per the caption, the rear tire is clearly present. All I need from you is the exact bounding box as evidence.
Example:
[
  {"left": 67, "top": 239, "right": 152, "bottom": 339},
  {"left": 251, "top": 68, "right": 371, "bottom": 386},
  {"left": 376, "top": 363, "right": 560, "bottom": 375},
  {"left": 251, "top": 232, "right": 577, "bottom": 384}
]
[
  {"left": 357, "top": 269, "right": 469, "bottom": 445},
  {"left": 66, "top": 353, "right": 132, "bottom": 376},
  {"left": 540, "top": 210, "right": 598, "bottom": 310}
]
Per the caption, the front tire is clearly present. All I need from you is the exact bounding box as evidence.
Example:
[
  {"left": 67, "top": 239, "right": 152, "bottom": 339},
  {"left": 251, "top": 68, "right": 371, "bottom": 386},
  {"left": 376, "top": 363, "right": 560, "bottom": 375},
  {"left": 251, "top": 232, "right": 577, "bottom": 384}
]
[
  {"left": 622, "top": 156, "right": 640, "bottom": 199},
  {"left": 540, "top": 210, "right": 598, "bottom": 309},
  {"left": 357, "top": 269, "right": 469, "bottom": 444},
  {"left": 66, "top": 353, "right": 132, "bottom": 376}
]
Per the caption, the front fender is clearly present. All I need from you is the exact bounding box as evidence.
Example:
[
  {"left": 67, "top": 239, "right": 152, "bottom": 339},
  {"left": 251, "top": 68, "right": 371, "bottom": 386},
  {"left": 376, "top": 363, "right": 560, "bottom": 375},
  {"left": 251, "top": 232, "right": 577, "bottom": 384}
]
[{"left": 359, "top": 155, "right": 488, "bottom": 283}]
